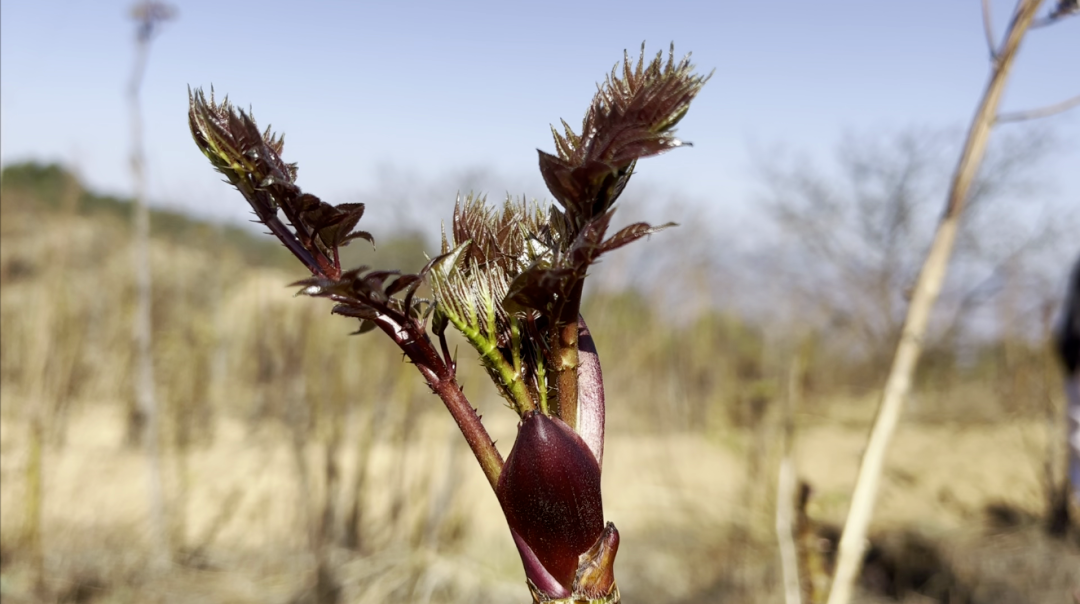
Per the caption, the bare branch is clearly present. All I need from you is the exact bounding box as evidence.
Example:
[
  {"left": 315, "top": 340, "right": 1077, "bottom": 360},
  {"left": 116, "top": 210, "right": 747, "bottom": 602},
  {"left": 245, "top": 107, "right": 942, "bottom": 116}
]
[
  {"left": 1031, "top": 0, "right": 1079, "bottom": 26},
  {"left": 997, "top": 94, "right": 1080, "bottom": 123},
  {"left": 826, "top": 0, "right": 1046, "bottom": 602},
  {"left": 982, "top": 0, "right": 999, "bottom": 61}
]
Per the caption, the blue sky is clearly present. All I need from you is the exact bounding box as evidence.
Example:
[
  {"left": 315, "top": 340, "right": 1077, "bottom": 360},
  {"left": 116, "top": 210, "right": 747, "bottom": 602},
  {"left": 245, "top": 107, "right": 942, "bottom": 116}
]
[{"left": 1, "top": 0, "right": 1077, "bottom": 229}]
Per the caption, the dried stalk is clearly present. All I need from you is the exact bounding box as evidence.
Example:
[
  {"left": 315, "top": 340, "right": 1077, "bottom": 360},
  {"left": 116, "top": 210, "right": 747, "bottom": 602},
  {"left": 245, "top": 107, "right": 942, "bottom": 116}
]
[
  {"left": 826, "top": 2, "right": 1047, "bottom": 602},
  {"left": 128, "top": 1, "right": 175, "bottom": 571},
  {"left": 997, "top": 93, "right": 1080, "bottom": 123},
  {"left": 776, "top": 352, "right": 804, "bottom": 604}
]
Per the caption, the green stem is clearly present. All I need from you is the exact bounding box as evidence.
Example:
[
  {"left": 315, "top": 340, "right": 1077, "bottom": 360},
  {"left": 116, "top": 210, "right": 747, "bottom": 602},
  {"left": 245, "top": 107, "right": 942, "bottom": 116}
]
[
  {"left": 534, "top": 342, "right": 550, "bottom": 416},
  {"left": 444, "top": 309, "right": 537, "bottom": 415}
]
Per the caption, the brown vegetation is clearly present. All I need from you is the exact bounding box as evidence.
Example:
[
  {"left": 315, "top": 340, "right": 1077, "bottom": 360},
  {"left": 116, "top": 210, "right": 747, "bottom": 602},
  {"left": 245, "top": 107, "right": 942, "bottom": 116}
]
[{"left": 1, "top": 165, "right": 1077, "bottom": 602}]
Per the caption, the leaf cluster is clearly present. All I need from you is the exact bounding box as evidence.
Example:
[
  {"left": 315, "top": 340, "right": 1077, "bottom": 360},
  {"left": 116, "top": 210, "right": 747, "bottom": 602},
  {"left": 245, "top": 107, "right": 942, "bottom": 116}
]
[
  {"left": 428, "top": 196, "right": 553, "bottom": 413},
  {"left": 424, "top": 45, "right": 706, "bottom": 418},
  {"left": 510, "top": 44, "right": 706, "bottom": 324},
  {"left": 188, "top": 88, "right": 427, "bottom": 343},
  {"left": 187, "top": 44, "right": 708, "bottom": 422},
  {"left": 539, "top": 43, "right": 710, "bottom": 234}
]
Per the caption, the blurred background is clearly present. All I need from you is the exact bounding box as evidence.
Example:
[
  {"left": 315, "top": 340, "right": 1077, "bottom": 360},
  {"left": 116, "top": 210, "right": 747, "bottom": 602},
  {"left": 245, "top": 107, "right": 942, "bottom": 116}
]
[{"left": 1, "top": 1, "right": 1078, "bottom": 602}]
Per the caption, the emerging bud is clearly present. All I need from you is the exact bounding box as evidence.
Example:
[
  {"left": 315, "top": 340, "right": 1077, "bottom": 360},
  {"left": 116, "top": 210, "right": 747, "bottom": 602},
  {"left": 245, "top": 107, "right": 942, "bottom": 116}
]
[{"left": 497, "top": 412, "right": 618, "bottom": 601}]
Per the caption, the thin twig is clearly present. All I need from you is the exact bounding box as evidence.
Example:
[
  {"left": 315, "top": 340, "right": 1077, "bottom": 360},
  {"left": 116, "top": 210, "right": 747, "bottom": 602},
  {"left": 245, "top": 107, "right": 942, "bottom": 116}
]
[
  {"left": 982, "top": 0, "right": 999, "bottom": 61},
  {"left": 997, "top": 94, "right": 1080, "bottom": 123},
  {"left": 1031, "top": 1, "right": 1079, "bottom": 27}
]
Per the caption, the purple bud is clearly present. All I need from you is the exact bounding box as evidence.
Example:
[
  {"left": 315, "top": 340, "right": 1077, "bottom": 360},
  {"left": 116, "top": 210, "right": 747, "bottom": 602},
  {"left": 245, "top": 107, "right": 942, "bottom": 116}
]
[{"left": 497, "top": 411, "right": 604, "bottom": 595}]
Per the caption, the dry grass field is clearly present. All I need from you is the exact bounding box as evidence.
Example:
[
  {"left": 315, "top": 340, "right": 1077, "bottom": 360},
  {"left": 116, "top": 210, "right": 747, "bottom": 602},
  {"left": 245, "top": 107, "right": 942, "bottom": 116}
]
[
  {"left": 1, "top": 164, "right": 1078, "bottom": 603},
  {"left": 2, "top": 404, "right": 1077, "bottom": 603}
]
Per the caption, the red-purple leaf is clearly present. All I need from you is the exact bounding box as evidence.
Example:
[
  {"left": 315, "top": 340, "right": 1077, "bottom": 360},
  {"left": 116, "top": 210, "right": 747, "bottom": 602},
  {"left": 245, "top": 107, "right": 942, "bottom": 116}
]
[
  {"left": 599, "top": 221, "right": 677, "bottom": 255},
  {"left": 539, "top": 44, "right": 709, "bottom": 226},
  {"left": 342, "top": 230, "right": 374, "bottom": 247},
  {"left": 385, "top": 274, "right": 420, "bottom": 297}
]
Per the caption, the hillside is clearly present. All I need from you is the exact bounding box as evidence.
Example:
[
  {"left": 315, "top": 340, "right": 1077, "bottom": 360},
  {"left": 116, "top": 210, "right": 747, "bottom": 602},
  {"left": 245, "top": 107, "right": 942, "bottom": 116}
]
[{"left": 1, "top": 162, "right": 299, "bottom": 270}]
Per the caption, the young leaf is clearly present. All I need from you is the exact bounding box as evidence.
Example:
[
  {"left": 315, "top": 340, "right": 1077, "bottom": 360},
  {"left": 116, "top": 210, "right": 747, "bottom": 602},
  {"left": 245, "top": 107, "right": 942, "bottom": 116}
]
[{"left": 539, "top": 43, "right": 711, "bottom": 232}]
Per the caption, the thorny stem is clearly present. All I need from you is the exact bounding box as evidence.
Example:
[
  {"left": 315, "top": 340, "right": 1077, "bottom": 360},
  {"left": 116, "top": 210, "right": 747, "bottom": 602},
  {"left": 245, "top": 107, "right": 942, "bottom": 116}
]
[
  {"left": 552, "top": 281, "right": 584, "bottom": 428},
  {"left": 370, "top": 314, "right": 504, "bottom": 489},
  {"left": 554, "top": 320, "right": 580, "bottom": 430},
  {"left": 262, "top": 213, "right": 325, "bottom": 275},
  {"left": 534, "top": 345, "right": 550, "bottom": 416},
  {"left": 282, "top": 208, "right": 339, "bottom": 279},
  {"left": 438, "top": 297, "right": 538, "bottom": 415},
  {"left": 477, "top": 335, "right": 538, "bottom": 416},
  {"left": 509, "top": 319, "right": 526, "bottom": 388}
]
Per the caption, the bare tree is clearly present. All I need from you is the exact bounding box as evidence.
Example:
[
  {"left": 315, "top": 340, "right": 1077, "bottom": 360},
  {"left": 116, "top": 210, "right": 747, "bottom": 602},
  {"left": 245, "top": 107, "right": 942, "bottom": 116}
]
[
  {"left": 827, "top": 3, "right": 1078, "bottom": 603},
  {"left": 127, "top": 0, "right": 176, "bottom": 571},
  {"left": 760, "top": 126, "right": 1058, "bottom": 369}
]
